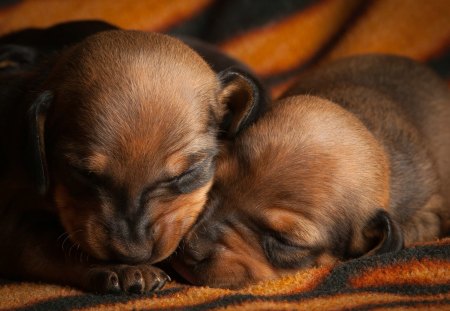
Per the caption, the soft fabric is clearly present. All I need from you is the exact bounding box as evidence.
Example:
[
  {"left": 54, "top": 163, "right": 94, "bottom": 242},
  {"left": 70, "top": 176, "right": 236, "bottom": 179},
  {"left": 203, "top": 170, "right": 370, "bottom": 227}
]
[
  {"left": 0, "top": 0, "right": 449, "bottom": 310},
  {"left": 0, "top": 239, "right": 449, "bottom": 310}
]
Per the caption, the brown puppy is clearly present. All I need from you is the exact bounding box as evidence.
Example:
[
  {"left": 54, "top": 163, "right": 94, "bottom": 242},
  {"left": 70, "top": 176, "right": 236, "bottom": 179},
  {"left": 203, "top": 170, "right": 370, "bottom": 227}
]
[
  {"left": 0, "top": 30, "right": 265, "bottom": 293},
  {"left": 172, "top": 55, "right": 450, "bottom": 288}
]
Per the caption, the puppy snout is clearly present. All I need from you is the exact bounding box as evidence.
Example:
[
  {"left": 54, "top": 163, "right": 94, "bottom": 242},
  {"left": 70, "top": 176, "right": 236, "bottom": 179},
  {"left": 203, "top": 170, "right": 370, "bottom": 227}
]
[
  {"left": 116, "top": 217, "right": 152, "bottom": 242},
  {"left": 109, "top": 217, "right": 154, "bottom": 263},
  {"left": 114, "top": 248, "right": 151, "bottom": 264}
]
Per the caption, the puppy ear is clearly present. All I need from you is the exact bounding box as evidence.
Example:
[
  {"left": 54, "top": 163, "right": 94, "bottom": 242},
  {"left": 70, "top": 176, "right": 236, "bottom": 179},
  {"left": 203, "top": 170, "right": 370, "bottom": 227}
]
[
  {"left": 218, "top": 67, "right": 267, "bottom": 138},
  {"left": 28, "top": 91, "right": 53, "bottom": 195},
  {"left": 361, "top": 210, "right": 404, "bottom": 256}
]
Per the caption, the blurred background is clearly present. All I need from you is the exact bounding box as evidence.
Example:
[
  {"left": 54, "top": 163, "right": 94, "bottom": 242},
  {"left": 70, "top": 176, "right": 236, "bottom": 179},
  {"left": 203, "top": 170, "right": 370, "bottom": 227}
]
[{"left": 0, "top": 0, "right": 449, "bottom": 97}]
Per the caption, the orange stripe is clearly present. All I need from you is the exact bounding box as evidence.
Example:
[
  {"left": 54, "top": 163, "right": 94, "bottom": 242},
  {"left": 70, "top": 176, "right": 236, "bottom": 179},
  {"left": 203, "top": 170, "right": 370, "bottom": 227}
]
[
  {"left": 0, "top": 282, "right": 81, "bottom": 310},
  {"left": 240, "top": 266, "right": 330, "bottom": 296},
  {"left": 324, "top": 0, "right": 450, "bottom": 62},
  {"left": 0, "top": 0, "right": 212, "bottom": 36},
  {"left": 349, "top": 259, "right": 450, "bottom": 288},
  {"left": 208, "top": 293, "right": 450, "bottom": 311},
  {"left": 270, "top": 76, "right": 300, "bottom": 99},
  {"left": 78, "top": 267, "right": 331, "bottom": 311},
  {"left": 219, "top": 0, "right": 363, "bottom": 77}
]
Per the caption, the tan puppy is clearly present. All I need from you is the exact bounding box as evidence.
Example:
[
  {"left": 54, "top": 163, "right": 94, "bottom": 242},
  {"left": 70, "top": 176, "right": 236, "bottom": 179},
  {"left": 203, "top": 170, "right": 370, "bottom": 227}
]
[
  {"left": 172, "top": 55, "right": 450, "bottom": 288},
  {"left": 0, "top": 30, "right": 265, "bottom": 293}
]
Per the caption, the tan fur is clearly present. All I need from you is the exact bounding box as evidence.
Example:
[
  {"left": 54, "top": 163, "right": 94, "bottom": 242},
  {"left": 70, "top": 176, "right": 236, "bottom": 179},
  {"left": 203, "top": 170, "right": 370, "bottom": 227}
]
[
  {"left": 0, "top": 30, "right": 261, "bottom": 293},
  {"left": 41, "top": 31, "right": 223, "bottom": 265},
  {"left": 173, "top": 55, "right": 450, "bottom": 288}
]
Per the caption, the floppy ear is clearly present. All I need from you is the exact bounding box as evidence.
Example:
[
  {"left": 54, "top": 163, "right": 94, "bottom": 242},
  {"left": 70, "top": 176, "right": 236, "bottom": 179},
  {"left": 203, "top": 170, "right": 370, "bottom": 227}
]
[
  {"left": 28, "top": 91, "right": 53, "bottom": 195},
  {"left": 218, "top": 67, "right": 267, "bottom": 138},
  {"left": 361, "top": 210, "right": 404, "bottom": 256}
]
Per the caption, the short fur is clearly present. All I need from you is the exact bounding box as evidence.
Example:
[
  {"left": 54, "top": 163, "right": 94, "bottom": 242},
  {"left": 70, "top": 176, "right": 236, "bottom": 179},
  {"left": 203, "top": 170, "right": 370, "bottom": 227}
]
[
  {"left": 173, "top": 55, "right": 450, "bottom": 288},
  {"left": 0, "top": 29, "right": 266, "bottom": 293}
]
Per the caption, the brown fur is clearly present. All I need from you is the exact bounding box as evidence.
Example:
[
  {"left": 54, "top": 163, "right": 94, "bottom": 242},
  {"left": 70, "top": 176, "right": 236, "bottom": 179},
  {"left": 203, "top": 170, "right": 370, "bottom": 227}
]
[
  {"left": 172, "top": 55, "right": 450, "bottom": 288},
  {"left": 0, "top": 30, "right": 265, "bottom": 293}
]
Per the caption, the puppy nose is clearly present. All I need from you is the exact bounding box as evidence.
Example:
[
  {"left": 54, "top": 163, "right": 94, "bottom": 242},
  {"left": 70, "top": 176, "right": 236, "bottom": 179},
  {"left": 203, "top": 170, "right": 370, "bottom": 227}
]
[
  {"left": 115, "top": 248, "right": 151, "bottom": 264},
  {"left": 109, "top": 218, "right": 153, "bottom": 263},
  {"left": 117, "top": 217, "right": 151, "bottom": 242}
]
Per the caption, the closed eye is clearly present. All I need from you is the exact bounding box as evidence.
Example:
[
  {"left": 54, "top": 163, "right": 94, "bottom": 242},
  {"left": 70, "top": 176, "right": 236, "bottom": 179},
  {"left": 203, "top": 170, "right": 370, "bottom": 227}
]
[
  {"left": 171, "top": 165, "right": 198, "bottom": 183},
  {"left": 140, "top": 156, "right": 215, "bottom": 202},
  {"left": 169, "top": 157, "right": 214, "bottom": 194},
  {"left": 266, "top": 233, "right": 309, "bottom": 251},
  {"left": 263, "top": 233, "right": 315, "bottom": 269}
]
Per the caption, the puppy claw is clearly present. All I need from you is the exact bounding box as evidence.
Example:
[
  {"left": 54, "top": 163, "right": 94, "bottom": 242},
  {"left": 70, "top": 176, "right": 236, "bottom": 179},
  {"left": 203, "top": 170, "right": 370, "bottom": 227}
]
[
  {"left": 145, "top": 269, "right": 170, "bottom": 292},
  {"left": 153, "top": 278, "right": 168, "bottom": 292},
  {"left": 87, "top": 265, "right": 169, "bottom": 294},
  {"left": 109, "top": 273, "right": 119, "bottom": 288}
]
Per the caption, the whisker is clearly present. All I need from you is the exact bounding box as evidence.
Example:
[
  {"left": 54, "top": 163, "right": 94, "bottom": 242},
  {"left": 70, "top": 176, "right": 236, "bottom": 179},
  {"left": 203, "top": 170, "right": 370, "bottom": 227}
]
[
  {"left": 79, "top": 247, "right": 84, "bottom": 264},
  {"left": 68, "top": 243, "right": 76, "bottom": 258},
  {"left": 61, "top": 235, "right": 71, "bottom": 251},
  {"left": 56, "top": 232, "right": 69, "bottom": 243}
]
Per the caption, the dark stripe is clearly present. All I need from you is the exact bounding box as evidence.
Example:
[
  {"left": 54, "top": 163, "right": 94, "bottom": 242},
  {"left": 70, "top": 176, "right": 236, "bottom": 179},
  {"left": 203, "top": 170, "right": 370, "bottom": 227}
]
[
  {"left": 0, "top": 278, "right": 15, "bottom": 285},
  {"left": 13, "top": 286, "right": 186, "bottom": 311},
  {"left": 168, "top": 0, "right": 317, "bottom": 43},
  {"left": 263, "top": 0, "right": 373, "bottom": 85},
  {"left": 352, "top": 284, "right": 450, "bottom": 296},
  {"left": 0, "top": 0, "right": 20, "bottom": 8},
  {"left": 146, "top": 293, "right": 260, "bottom": 311},
  {"left": 427, "top": 50, "right": 450, "bottom": 80},
  {"left": 145, "top": 284, "right": 450, "bottom": 311},
  {"left": 0, "top": 20, "right": 118, "bottom": 49},
  {"left": 144, "top": 243, "right": 450, "bottom": 310},
  {"left": 349, "top": 298, "right": 450, "bottom": 311},
  {"left": 7, "top": 244, "right": 450, "bottom": 310},
  {"left": 315, "top": 243, "right": 450, "bottom": 293}
]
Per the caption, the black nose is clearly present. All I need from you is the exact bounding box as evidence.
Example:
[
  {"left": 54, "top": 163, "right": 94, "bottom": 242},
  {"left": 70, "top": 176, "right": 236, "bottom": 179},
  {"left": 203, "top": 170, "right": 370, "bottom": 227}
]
[
  {"left": 115, "top": 217, "right": 152, "bottom": 242},
  {"left": 109, "top": 217, "right": 153, "bottom": 263},
  {"left": 114, "top": 248, "right": 152, "bottom": 264},
  {"left": 110, "top": 236, "right": 153, "bottom": 264}
]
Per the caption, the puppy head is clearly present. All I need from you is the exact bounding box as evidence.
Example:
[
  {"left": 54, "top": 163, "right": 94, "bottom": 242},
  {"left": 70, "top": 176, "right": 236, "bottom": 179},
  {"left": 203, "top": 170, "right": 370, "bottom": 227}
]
[
  {"left": 173, "top": 96, "right": 403, "bottom": 288},
  {"left": 28, "top": 30, "right": 264, "bottom": 264}
]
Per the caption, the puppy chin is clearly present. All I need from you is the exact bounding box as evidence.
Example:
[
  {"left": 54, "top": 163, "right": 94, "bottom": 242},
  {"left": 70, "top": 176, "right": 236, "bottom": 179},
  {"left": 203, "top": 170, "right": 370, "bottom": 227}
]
[
  {"left": 148, "top": 181, "right": 213, "bottom": 263},
  {"left": 170, "top": 259, "right": 202, "bottom": 285},
  {"left": 172, "top": 253, "right": 279, "bottom": 289},
  {"left": 169, "top": 258, "right": 235, "bottom": 288},
  {"left": 172, "top": 261, "right": 254, "bottom": 289}
]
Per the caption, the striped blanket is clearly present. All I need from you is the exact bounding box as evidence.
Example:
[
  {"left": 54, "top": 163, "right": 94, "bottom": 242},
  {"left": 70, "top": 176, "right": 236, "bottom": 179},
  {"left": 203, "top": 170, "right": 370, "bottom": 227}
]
[{"left": 0, "top": 0, "right": 449, "bottom": 310}]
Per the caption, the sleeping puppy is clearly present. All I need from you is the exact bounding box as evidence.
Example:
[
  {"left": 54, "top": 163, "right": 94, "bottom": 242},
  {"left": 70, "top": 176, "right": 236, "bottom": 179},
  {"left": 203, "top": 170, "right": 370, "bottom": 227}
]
[
  {"left": 172, "top": 55, "right": 450, "bottom": 288},
  {"left": 0, "top": 29, "right": 266, "bottom": 293}
]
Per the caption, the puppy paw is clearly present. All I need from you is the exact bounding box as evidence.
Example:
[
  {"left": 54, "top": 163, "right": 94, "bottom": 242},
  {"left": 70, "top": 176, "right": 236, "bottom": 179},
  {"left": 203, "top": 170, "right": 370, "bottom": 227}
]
[{"left": 87, "top": 264, "right": 170, "bottom": 294}]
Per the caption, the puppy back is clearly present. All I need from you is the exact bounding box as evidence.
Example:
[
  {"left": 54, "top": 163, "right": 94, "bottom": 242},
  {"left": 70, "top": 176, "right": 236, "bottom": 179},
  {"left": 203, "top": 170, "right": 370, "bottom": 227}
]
[{"left": 285, "top": 54, "right": 450, "bottom": 234}]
